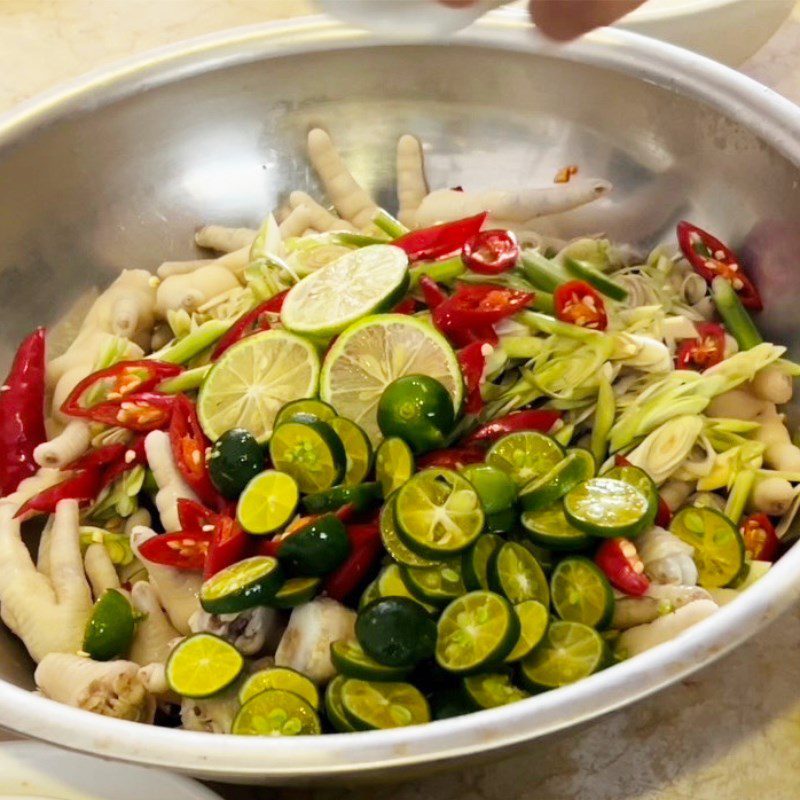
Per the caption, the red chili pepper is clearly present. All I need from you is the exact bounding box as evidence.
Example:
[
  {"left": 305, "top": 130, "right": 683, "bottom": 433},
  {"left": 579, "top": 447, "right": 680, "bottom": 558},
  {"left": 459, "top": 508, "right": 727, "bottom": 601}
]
[
  {"left": 655, "top": 495, "right": 673, "bottom": 528},
  {"left": 99, "top": 436, "right": 148, "bottom": 489},
  {"left": 82, "top": 392, "right": 175, "bottom": 432},
  {"left": 324, "top": 522, "right": 382, "bottom": 602},
  {"left": 458, "top": 341, "right": 488, "bottom": 414},
  {"left": 554, "top": 280, "right": 607, "bottom": 331},
  {"left": 417, "top": 447, "right": 485, "bottom": 470},
  {"left": 393, "top": 212, "right": 488, "bottom": 262},
  {"left": 211, "top": 291, "right": 289, "bottom": 360},
  {"left": 419, "top": 276, "right": 448, "bottom": 310},
  {"left": 595, "top": 537, "right": 650, "bottom": 596},
  {"left": 433, "top": 285, "right": 533, "bottom": 347},
  {"left": 65, "top": 442, "right": 128, "bottom": 472},
  {"left": 177, "top": 498, "right": 218, "bottom": 535},
  {"left": 464, "top": 409, "right": 561, "bottom": 446},
  {"left": 15, "top": 470, "right": 102, "bottom": 522},
  {"left": 740, "top": 513, "right": 779, "bottom": 562},
  {"left": 169, "top": 395, "right": 220, "bottom": 509},
  {"left": 675, "top": 322, "right": 726, "bottom": 371},
  {"left": 204, "top": 515, "right": 249, "bottom": 578},
  {"left": 462, "top": 229, "right": 519, "bottom": 275},
  {"left": 392, "top": 297, "right": 418, "bottom": 315},
  {"left": 61, "top": 360, "right": 181, "bottom": 418},
  {"left": 139, "top": 531, "right": 212, "bottom": 571},
  {"left": 677, "top": 221, "right": 762, "bottom": 311},
  {"left": 0, "top": 329, "right": 47, "bottom": 496}
]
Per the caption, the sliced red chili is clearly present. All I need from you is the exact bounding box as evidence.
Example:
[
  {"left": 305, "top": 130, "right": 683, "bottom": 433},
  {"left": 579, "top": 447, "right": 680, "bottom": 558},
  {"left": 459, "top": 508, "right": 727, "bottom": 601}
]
[
  {"left": 419, "top": 276, "right": 448, "bottom": 310},
  {"left": 323, "top": 522, "right": 382, "bottom": 602},
  {"left": 462, "top": 229, "right": 519, "bottom": 275},
  {"left": 393, "top": 212, "right": 488, "bottom": 262},
  {"left": 204, "top": 515, "right": 249, "bottom": 578},
  {"left": 675, "top": 322, "right": 726, "bottom": 371},
  {"left": 392, "top": 297, "right": 418, "bottom": 315},
  {"left": 677, "top": 221, "right": 762, "bottom": 311},
  {"left": 61, "top": 360, "right": 181, "bottom": 418},
  {"left": 169, "top": 395, "right": 220, "bottom": 509},
  {"left": 99, "top": 436, "right": 148, "bottom": 489},
  {"left": 458, "top": 341, "right": 489, "bottom": 415},
  {"left": 15, "top": 470, "right": 102, "bottom": 522},
  {"left": 740, "top": 513, "right": 779, "bottom": 562},
  {"left": 433, "top": 284, "right": 533, "bottom": 347},
  {"left": 177, "top": 498, "right": 218, "bottom": 535},
  {"left": 554, "top": 280, "right": 607, "bottom": 331},
  {"left": 0, "top": 328, "right": 47, "bottom": 496},
  {"left": 65, "top": 443, "right": 128, "bottom": 472},
  {"left": 595, "top": 537, "right": 650, "bottom": 596},
  {"left": 82, "top": 392, "right": 175, "bottom": 432},
  {"left": 211, "top": 290, "right": 288, "bottom": 360},
  {"left": 464, "top": 409, "right": 562, "bottom": 445},
  {"left": 655, "top": 495, "right": 673, "bottom": 529},
  {"left": 417, "top": 447, "right": 485, "bottom": 470},
  {"left": 139, "top": 531, "right": 212, "bottom": 571}
]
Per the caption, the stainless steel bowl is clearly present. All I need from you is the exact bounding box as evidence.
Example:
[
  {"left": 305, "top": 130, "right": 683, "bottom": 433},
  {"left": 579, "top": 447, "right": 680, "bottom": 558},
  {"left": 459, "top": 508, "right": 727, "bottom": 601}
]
[{"left": 1, "top": 11, "right": 800, "bottom": 784}]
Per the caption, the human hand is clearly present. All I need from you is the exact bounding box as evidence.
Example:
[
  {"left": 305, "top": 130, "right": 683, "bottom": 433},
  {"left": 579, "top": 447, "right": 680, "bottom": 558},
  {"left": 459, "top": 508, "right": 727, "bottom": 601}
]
[{"left": 440, "top": 0, "right": 647, "bottom": 41}]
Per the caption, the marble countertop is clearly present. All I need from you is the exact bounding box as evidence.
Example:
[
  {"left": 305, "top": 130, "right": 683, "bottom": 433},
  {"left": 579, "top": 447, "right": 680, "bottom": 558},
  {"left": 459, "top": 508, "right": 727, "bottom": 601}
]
[{"left": 3, "top": 2, "right": 800, "bottom": 799}]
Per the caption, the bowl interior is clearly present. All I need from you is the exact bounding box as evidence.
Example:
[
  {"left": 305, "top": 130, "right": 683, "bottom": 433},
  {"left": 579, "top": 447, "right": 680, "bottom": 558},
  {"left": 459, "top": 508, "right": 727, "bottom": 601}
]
[{"left": 0, "top": 22, "right": 799, "bottom": 775}]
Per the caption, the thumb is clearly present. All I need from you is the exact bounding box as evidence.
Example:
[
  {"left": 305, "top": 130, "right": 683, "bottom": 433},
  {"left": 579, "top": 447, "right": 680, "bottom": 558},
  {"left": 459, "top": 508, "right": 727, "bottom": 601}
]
[{"left": 530, "top": 0, "right": 646, "bottom": 41}]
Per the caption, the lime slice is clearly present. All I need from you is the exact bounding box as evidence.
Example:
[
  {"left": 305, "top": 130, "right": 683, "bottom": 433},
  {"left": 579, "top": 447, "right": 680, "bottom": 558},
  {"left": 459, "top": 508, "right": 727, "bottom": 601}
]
[
  {"left": 341, "top": 679, "right": 430, "bottom": 730},
  {"left": 380, "top": 494, "right": 438, "bottom": 568},
  {"left": 198, "top": 330, "right": 320, "bottom": 443},
  {"left": 325, "top": 675, "right": 356, "bottom": 733},
  {"left": 460, "top": 465, "right": 518, "bottom": 515},
  {"left": 83, "top": 589, "right": 135, "bottom": 661},
  {"left": 505, "top": 599, "right": 549, "bottom": 662},
  {"left": 519, "top": 620, "right": 607, "bottom": 691},
  {"left": 463, "top": 672, "right": 528, "bottom": 709},
  {"left": 375, "top": 564, "right": 437, "bottom": 614},
  {"left": 670, "top": 506, "right": 744, "bottom": 588},
  {"left": 395, "top": 468, "right": 484, "bottom": 558},
  {"left": 329, "top": 417, "right": 373, "bottom": 486},
  {"left": 550, "top": 556, "right": 614, "bottom": 629},
  {"left": 200, "top": 556, "right": 284, "bottom": 614},
  {"left": 268, "top": 419, "right": 346, "bottom": 493},
  {"left": 282, "top": 245, "right": 409, "bottom": 338},
  {"left": 488, "top": 541, "right": 550, "bottom": 606},
  {"left": 320, "top": 314, "right": 463, "bottom": 443},
  {"left": 274, "top": 399, "right": 337, "bottom": 428},
  {"left": 436, "top": 590, "right": 519, "bottom": 674},
  {"left": 239, "top": 667, "right": 320, "bottom": 709},
  {"left": 375, "top": 437, "right": 415, "bottom": 496},
  {"left": 272, "top": 577, "right": 321, "bottom": 608},
  {"left": 518, "top": 449, "right": 595, "bottom": 512},
  {"left": 486, "top": 431, "right": 564, "bottom": 487},
  {"left": 237, "top": 470, "right": 299, "bottom": 535},
  {"left": 330, "top": 639, "right": 411, "bottom": 681},
  {"left": 521, "top": 503, "right": 593, "bottom": 551},
  {"left": 401, "top": 559, "right": 465, "bottom": 606},
  {"left": 232, "top": 688, "right": 321, "bottom": 736},
  {"left": 461, "top": 533, "right": 502, "bottom": 591},
  {"left": 564, "top": 477, "right": 651, "bottom": 538},
  {"left": 166, "top": 633, "right": 244, "bottom": 698},
  {"left": 603, "top": 465, "right": 658, "bottom": 523}
]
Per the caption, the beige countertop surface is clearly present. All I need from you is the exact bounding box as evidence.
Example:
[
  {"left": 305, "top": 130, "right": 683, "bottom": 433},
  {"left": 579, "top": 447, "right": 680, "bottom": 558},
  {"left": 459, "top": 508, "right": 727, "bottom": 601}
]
[{"left": 2, "top": 2, "right": 800, "bottom": 799}]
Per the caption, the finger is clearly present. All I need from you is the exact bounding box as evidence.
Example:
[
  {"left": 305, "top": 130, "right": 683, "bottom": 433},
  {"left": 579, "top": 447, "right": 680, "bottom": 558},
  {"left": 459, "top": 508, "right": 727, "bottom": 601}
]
[
  {"left": 48, "top": 499, "right": 92, "bottom": 609},
  {"left": 84, "top": 544, "right": 121, "bottom": 598},
  {"left": 530, "top": 0, "right": 646, "bottom": 41}
]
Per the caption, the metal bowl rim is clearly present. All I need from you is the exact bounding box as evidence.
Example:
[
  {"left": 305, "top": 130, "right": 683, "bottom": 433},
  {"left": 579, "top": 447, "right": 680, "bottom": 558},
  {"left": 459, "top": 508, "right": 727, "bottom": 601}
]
[{"left": 0, "top": 11, "right": 799, "bottom": 778}]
